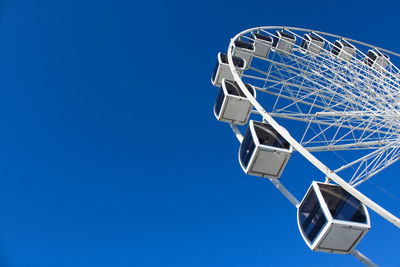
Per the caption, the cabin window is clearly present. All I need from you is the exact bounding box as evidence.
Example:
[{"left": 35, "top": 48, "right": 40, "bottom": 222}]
[
  {"left": 332, "top": 42, "right": 341, "bottom": 56},
  {"left": 367, "top": 51, "right": 377, "bottom": 61},
  {"left": 300, "top": 39, "right": 308, "bottom": 50},
  {"left": 235, "top": 40, "right": 255, "bottom": 50},
  {"left": 310, "top": 34, "right": 323, "bottom": 42},
  {"left": 214, "top": 87, "right": 225, "bottom": 116},
  {"left": 211, "top": 61, "right": 219, "bottom": 83},
  {"left": 299, "top": 189, "right": 327, "bottom": 243},
  {"left": 254, "top": 33, "right": 272, "bottom": 42},
  {"left": 280, "top": 31, "right": 295, "bottom": 40},
  {"left": 319, "top": 184, "right": 367, "bottom": 223},
  {"left": 253, "top": 123, "right": 290, "bottom": 149},
  {"left": 240, "top": 129, "right": 256, "bottom": 168}
]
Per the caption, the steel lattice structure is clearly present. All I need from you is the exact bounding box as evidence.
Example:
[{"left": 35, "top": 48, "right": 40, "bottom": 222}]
[
  {"left": 238, "top": 27, "right": 400, "bottom": 187},
  {"left": 213, "top": 26, "right": 400, "bottom": 266}
]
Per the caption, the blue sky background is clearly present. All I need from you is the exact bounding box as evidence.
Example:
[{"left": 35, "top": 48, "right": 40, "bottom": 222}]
[{"left": 0, "top": 0, "right": 399, "bottom": 266}]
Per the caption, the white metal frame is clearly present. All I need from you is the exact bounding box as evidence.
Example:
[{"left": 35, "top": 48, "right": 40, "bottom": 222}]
[
  {"left": 238, "top": 120, "right": 292, "bottom": 178},
  {"left": 229, "top": 123, "right": 375, "bottom": 266},
  {"left": 232, "top": 40, "right": 255, "bottom": 70},
  {"left": 227, "top": 26, "right": 400, "bottom": 229},
  {"left": 297, "top": 181, "right": 370, "bottom": 254},
  {"left": 211, "top": 52, "right": 245, "bottom": 87},
  {"left": 216, "top": 26, "right": 400, "bottom": 266},
  {"left": 251, "top": 32, "right": 273, "bottom": 58},
  {"left": 214, "top": 80, "right": 256, "bottom": 125}
]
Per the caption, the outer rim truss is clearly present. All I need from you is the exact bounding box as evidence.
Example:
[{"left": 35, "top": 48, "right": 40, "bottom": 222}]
[{"left": 226, "top": 26, "right": 400, "bottom": 229}]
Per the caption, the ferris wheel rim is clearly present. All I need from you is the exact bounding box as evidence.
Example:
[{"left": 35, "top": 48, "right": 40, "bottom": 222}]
[
  {"left": 225, "top": 26, "right": 400, "bottom": 229},
  {"left": 230, "top": 26, "right": 400, "bottom": 57},
  {"left": 230, "top": 26, "right": 400, "bottom": 166}
]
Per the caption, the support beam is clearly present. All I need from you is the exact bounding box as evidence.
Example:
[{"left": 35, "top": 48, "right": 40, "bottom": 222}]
[{"left": 228, "top": 42, "right": 400, "bottom": 229}]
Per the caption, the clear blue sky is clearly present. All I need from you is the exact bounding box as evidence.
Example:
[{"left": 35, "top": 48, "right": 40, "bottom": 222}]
[{"left": 0, "top": 0, "right": 399, "bottom": 266}]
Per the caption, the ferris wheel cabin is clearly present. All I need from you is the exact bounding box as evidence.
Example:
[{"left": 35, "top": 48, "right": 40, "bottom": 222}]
[
  {"left": 232, "top": 40, "right": 255, "bottom": 70},
  {"left": 250, "top": 32, "right": 273, "bottom": 58},
  {"left": 214, "top": 80, "right": 256, "bottom": 125},
  {"left": 300, "top": 33, "right": 325, "bottom": 56},
  {"left": 272, "top": 31, "right": 296, "bottom": 54},
  {"left": 211, "top": 52, "right": 246, "bottom": 87},
  {"left": 331, "top": 39, "right": 355, "bottom": 61},
  {"left": 297, "top": 182, "right": 370, "bottom": 254},
  {"left": 364, "top": 48, "right": 390, "bottom": 70},
  {"left": 239, "top": 120, "right": 292, "bottom": 179}
]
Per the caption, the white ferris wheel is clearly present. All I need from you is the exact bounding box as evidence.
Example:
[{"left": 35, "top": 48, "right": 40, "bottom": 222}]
[{"left": 211, "top": 26, "right": 400, "bottom": 266}]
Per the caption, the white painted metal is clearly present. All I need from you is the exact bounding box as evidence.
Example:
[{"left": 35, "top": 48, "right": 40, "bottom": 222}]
[
  {"left": 268, "top": 178, "right": 300, "bottom": 207},
  {"left": 251, "top": 32, "right": 273, "bottom": 58},
  {"left": 212, "top": 26, "right": 400, "bottom": 266},
  {"left": 232, "top": 40, "right": 255, "bottom": 70},
  {"left": 365, "top": 48, "right": 390, "bottom": 71},
  {"left": 297, "top": 182, "right": 370, "bottom": 254},
  {"left": 351, "top": 250, "right": 379, "bottom": 267},
  {"left": 229, "top": 123, "right": 376, "bottom": 265},
  {"left": 272, "top": 31, "right": 296, "bottom": 54},
  {"left": 226, "top": 26, "right": 400, "bottom": 230},
  {"left": 331, "top": 39, "right": 356, "bottom": 61},
  {"left": 214, "top": 80, "right": 255, "bottom": 125},
  {"left": 211, "top": 52, "right": 245, "bottom": 87},
  {"left": 238, "top": 120, "right": 292, "bottom": 179},
  {"left": 300, "top": 33, "right": 325, "bottom": 56},
  {"left": 226, "top": 125, "right": 377, "bottom": 265}
]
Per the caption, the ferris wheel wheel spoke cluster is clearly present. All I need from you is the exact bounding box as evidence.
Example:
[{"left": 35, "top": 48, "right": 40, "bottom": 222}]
[{"left": 210, "top": 26, "right": 400, "bottom": 266}]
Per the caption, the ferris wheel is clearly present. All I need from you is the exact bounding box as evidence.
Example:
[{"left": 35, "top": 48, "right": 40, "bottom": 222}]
[{"left": 211, "top": 26, "right": 400, "bottom": 266}]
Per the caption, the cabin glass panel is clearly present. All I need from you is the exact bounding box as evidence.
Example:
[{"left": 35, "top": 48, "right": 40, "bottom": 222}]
[
  {"left": 214, "top": 87, "right": 225, "bottom": 116},
  {"left": 300, "top": 40, "right": 308, "bottom": 50},
  {"left": 218, "top": 53, "right": 245, "bottom": 68},
  {"left": 232, "top": 56, "right": 245, "bottom": 68},
  {"left": 225, "top": 81, "right": 244, "bottom": 97},
  {"left": 367, "top": 51, "right": 377, "bottom": 61},
  {"left": 299, "top": 189, "right": 327, "bottom": 243},
  {"left": 253, "top": 33, "right": 272, "bottom": 42},
  {"left": 332, "top": 42, "right": 341, "bottom": 56},
  {"left": 235, "top": 40, "right": 254, "bottom": 50},
  {"left": 310, "top": 34, "right": 323, "bottom": 42},
  {"left": 253, "top": 123, "right": 290, "bottom": 149},
  {"left": 240, "top": 129, "right": 256, "bottom": 168},
  {"left": 211, "top": 61, "right": 219, "bottom": 83},
  {"left": 319, "top": 184, "right": 367, "bottom": 223}
]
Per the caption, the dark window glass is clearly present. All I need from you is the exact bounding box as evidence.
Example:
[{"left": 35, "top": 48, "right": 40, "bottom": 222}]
[
  {"left": 254, "top": 33, "right": 272, "bottom": 42},
  {"left": 300, "top": 39, "right": 308, "bottom": 50},
  {"left": 365, "top": 51, "right": 376, "bottom": 66},
  {"left": 373, "top": 49, "right": 383, "bottom": 57},
  {"left": 220, "top": 53, "right": 228, "bottom": 64},
  {"left": 235, "top": 40, "right": 255, "bottom": 50},
  {"left": 272, "top": 36, "right": 279, "bottom": 48},
  {"left": 232, "top": 56, "right": 245, "bottom": 68},
  {"left": 367, "top": 50, "right": 377, "bottom": 61},
  {"left": 240, "top": 129, "right": 256, "bottom": 168},
  {"left": 211, "top": 60, "right": 219, "bottom": 83},
  {"left": 278, "top": 31, "right": 295, "bottom": 40},
  {"left": 225, "top": 81, "right": 241, "bottom": 97},
  {"left": 245, "top": 84, "right": 255, "bottom": 97},
  {"left": 299, "top": 189, "right": 327, "bottom": 243},
  {"left": 214, "top": 87, "right": 225, "bottom": 116},
  {"left": 341, "top": 40, "right": 354, "bottom": 48},
  {"left": 319, "top": 184, "right": 367, "bottom": 223},
  {"left": 253, "top": 122, "right": 290, "bottom": 149},
  {"left": 219, "top": 53, "right": 245, "bottom": 68},
  {"left": 224, "top": 81, "right": 253, "bottom": 98},
  {"left": 309, "top": 33, "right": 323, "bottom": 42},
  {"left": 331, "top": 41, "right": 341, "bottom": 56},
  {"left": 365, "top": 57, "right": 373, "bottom": 67}
]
